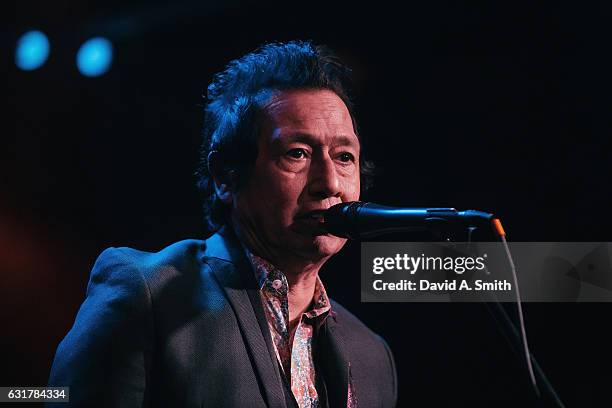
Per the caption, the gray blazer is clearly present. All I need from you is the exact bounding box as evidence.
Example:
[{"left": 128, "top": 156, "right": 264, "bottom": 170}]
[{"left": 48, "top": 228, "right": 397, "bottom": 407}]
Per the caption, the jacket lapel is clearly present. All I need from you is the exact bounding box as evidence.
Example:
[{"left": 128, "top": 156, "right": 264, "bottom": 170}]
[
  {"left": 205, "top": 229, "right": 286, "bottom": 408},
  {"left": 317, "top": 314, "right": 350, "bottom": 408}
]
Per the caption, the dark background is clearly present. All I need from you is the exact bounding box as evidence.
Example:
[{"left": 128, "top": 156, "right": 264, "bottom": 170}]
[{"left": 3, "top": 0, "right": 611, "bottom": 406}]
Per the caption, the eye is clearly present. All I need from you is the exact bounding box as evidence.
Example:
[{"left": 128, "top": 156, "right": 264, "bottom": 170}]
[
  {"left": 338, "top": 152, "right": 355, "bottom": 163},
  {"left": 287, "top": 148, "right": 308, "bottom": 159}
]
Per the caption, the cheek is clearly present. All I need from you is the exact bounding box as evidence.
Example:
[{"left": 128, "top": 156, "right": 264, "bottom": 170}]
[
  {"left": 342, "top": 174, "right": 361, "bottom": 201},
  {"left": 254, "top": 165, "right": 306, "bottom": 212}
]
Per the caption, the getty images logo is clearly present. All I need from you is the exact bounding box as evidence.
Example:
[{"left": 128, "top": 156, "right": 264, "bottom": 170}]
[{"left": 372, "top": 253, "right": 488, "bottom": 275}]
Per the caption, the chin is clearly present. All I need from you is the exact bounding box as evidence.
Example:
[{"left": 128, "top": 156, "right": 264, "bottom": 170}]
[
  {"left": 304, "top": 234, "right": 347, "bottom": 259},
  {"left": 281, "top": 228, "right": 347, "bottom": 261}
]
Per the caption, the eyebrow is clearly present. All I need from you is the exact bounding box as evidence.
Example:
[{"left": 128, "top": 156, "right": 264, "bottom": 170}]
[{"left": 274, "top": 132, "right": 360, "bottom": 148}]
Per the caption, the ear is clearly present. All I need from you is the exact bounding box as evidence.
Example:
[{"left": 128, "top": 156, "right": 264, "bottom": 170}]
[{"left": 208, "top": 151, "right": 236, "bottom": 205}]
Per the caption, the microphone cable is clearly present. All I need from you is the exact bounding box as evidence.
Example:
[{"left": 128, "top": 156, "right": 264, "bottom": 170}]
[{"left": 488, "top": 218, "right": 565, "bottom": 407}]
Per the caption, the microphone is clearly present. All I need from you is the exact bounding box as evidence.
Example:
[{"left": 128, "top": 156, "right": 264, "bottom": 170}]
[
  {"left": 324, "top": 202, "right": 558, "bottom": 403},
  {"left": 323, "top": 201, "right": 495, "bottom": 240}
]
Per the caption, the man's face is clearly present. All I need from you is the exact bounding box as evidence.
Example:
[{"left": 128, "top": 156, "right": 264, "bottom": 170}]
[{"left": 230, "top": 88, "right": 360, "bottom": 265}]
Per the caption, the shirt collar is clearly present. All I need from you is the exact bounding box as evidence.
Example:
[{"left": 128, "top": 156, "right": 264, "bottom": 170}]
[{"left": 245, "top": 250, "right": 332, "bottom": 317}]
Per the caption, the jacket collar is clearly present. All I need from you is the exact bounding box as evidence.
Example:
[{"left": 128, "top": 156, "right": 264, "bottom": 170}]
[{"left": 202, "top": 226, "right": 245, "bottom": 264}]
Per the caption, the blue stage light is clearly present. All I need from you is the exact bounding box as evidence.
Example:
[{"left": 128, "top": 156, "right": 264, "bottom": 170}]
[
  {"left": 76, "top": 37, "right": 113, "bottom": 77},
  {"left": 15, "top": 30, "right": 50, "bottom": 71}
]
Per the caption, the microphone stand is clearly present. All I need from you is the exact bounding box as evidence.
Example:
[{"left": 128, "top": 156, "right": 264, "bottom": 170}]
[
  {"left": 324, "top": 201, "right": 566, "bottom": 405},
  {"left": 463, "top": 225, "right": 565, "bottom": 407},
  {"left": 482, "top": 301, "right": 565, "bottom": 407},
  {"left": 365, "top": 220, "right": 565, "bottom": 406}
]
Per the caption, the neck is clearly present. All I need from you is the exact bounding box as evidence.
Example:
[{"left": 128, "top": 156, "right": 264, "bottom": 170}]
[
  {"left": 229, "top": 219, "right": 328, "bottom": 324},
  {"left": 286, "top": 268, "right": 319, "bottom": 325}
]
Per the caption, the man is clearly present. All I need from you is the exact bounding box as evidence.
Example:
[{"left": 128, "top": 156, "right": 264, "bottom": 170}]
[{"left": 48, "top": 41, "right": 397, "bottom": 407}]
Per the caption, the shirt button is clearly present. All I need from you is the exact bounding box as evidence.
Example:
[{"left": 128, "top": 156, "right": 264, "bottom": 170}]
[{"left": 271, "top": 279, "right": 283, "bottom": 290}]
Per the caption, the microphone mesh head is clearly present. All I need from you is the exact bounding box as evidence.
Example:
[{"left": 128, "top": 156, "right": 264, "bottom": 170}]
[{"left": 323, "top": 201, "right": 365, "bottom": 239}]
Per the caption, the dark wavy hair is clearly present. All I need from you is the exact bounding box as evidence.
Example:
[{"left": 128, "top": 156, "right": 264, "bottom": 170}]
[{"left": 195, "top": 40, "right": 374, "bottom": 233}]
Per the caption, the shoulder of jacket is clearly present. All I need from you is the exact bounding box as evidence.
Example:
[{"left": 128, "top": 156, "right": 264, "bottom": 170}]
[
  {"left": 93, "top": 239, "right": 208, "bottom": 289},
  {"left": 107, "top": 239, "right": 206, "bottom": 265}
]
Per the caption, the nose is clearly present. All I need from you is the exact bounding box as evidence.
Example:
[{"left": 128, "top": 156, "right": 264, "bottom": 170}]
[{"left": 308, "top": 153, "right": 341, "bottom": 199}]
